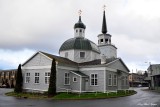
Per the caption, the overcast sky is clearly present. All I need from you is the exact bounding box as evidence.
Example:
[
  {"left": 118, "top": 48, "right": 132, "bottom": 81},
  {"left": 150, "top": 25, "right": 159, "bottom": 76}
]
[{"left": 0, "top": 0, "right": 160, "bottom": 72}]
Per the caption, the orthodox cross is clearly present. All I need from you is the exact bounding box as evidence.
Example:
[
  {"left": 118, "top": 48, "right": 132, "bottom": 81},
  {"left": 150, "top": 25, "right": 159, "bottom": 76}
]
[
  {"left": 78, "top": 10, "right": 82, "bottom": 16},
  {"left": 103, "top": 5, "right": 106, "bottom": 11}
]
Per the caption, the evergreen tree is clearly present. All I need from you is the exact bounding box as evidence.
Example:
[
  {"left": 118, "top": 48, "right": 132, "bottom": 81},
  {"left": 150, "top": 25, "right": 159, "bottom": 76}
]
[
  {"left": 14, "top": 64, "right": 23, "bottom": 93},
  {"left": 48, "top": 58, "right": 56, "bottom": 96},
  {"left": 143, "top": 71, "right": 148, "bottom": 77}
]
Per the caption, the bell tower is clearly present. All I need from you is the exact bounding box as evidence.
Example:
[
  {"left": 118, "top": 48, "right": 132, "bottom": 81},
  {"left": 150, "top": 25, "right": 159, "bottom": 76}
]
[{"left": 98, "top": 6, "right": 117, "bottom": 58}]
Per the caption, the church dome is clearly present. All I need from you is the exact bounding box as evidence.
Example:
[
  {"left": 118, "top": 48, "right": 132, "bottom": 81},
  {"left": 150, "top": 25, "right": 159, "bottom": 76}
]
[
  {"left": 74, "top": 16, "right": 86, "bottom": 29},
  {"left": 59, "top": 37, "right": 100, "bottom": 53}
]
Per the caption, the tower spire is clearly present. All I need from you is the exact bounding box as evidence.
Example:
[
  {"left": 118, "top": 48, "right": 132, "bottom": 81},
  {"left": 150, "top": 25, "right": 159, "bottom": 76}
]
[{"left": 102, "top": 5, "right": 107, "bottom": 34}]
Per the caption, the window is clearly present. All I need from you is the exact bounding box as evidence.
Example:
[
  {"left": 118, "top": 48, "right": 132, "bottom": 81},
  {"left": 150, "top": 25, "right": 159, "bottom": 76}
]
[
  {"left": 129, "top": 75, "right": 132, "bottom": 79},
  {"left": 65, "top": 52, "right": 68, "bottom": 58},
  {"left": 25, "top": 73, "right": 30, "bottom": 83},
  {"left": 80, "top": 29, "right": 82, "bottom": 32},
  {"left": 108, "top": 74, "right": 112, "bottom": 86},
  {"left": 35, "top": 73, "right": 40, "bottom": 84},
  {"left": 91, "top": 74, "right": 98, "bottom": 86},
  {"left": 113, "top": 75, "right": 117, "bottom": 86},
  {"left": 122, "top": 76, "right": 125, "bottom": 86},
  {"left": 73, "top": 77, "right": 77, "bottom": 82},
  {"left": 2, "top": 72, "right": 4, "bottom": 76},
  {"left": 76, "top": 30, "right": 78, "bottom": 33},
  {"left": 64, "top": 73, "right": 70, "bottom": 85},
  {"left": 100, "top": 39, "right": 103, "bottom": 43},
  {"left": 125, "top": 76, "right": 128, "bottom": 86},
  {"left": 6, "top": 72, "right": 9, "bottom": 76},
  {"left": 45, "top": 72, "right": 50, "bottom": 84},
  {"left": 80, "top": 52, "right": 85, "bottom": 58},
  {"left": 105, "top": 39, "right": 108, "bottom": 43}
]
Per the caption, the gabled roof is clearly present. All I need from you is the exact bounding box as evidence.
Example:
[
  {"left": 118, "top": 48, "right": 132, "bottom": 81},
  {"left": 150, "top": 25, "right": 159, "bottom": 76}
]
[
  {"left": 114, "top": 58, "right": 130, "bottom": 72},
  {"left": 22, "top": 51, "right": 78, "bottom": 66},
  {"left": 70, "top": 71, "right": 88, "bottom": 77},
  {"left": 78, "top": 58, "right": 117, "bottom": 66},
  {"left": 40, "top": 51, "right": 78, "bottom": 66},
  {"left": 148, "top": 64, "right": 160, "bottom": 70},
  {"left": 79, "top": 57, "right": 130, "bottom": 72},
  {"left": 0, "top": 69, "right": 17, "bottom": 72},
  {"left": 22, "top": 51, "right": 130, "bottom": 72}
]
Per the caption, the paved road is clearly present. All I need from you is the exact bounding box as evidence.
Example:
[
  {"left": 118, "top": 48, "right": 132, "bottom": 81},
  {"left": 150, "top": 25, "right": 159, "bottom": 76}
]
[{"left": 0, "top": 87, "right": 160, "bottom": 107}]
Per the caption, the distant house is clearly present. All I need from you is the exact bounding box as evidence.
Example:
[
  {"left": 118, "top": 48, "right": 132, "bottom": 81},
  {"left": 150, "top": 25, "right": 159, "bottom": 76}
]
[
  {"left": 0, "top": 69, "right": 17, "bottom": 88},
  {"left": 129, "top": 73, "right": 148, "bottom": 87},
  {"left": 21, "top": 10, "right": 130, "bottom": 93},
  {"left": 148, "top": 64, "right": 160, "bottom": 90}
]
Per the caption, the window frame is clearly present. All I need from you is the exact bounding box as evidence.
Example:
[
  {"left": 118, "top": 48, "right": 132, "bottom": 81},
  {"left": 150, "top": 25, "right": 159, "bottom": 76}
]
[
  {"left": 25, "top": 72, "right": 30, "bottom": 83},
  {"left": 79, "top": 29, "right": 82, "bottom": 32},
  {"left": 64, "top": 73, "right": 70, "bottom": 85},
  {"left": 73, "top": 77, "right": 77, "bottom": 82},
  {"left": 100, "top": 39, "right": 103, "bottom": 43},
  {"left": 35, "top": 73, "right": 40, "bottom": 84},
  {"left": 108, "top": 74, "right": 112, "bottom": 86},
  {"left": 125, "top": 76, "right": 128, "bottom": 86},
  {"left": 45, "top": 72, "right": 50, "bottom": 84},
  {"left": 90, "top": 74, "right": 98, "bottom": 86},
  {"left": 80, "top": 52, "right": 85, "bottom": 59},
  {"left": 113, "top": 74, "right": 117, "bottom": 86},
  {"left": 121, "top": 76, "right": 125, "bottom": 86}
]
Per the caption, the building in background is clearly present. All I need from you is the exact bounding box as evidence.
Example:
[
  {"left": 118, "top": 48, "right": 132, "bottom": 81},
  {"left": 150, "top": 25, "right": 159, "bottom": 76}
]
[
  {"left": 129, "top": 73, "right": 148, "bottom": 87},
  {"left": 0, "top": 69, "right": 17, "bottom": 88},
  {"left": 147, "top": 64, "right": 160, "bottom": 90}
]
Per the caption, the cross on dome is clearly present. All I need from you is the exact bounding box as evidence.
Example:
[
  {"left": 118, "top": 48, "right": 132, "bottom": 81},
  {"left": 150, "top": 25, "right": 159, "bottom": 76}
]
[{"left": 78, "top": 10, "right": 82, "bottom": 16}]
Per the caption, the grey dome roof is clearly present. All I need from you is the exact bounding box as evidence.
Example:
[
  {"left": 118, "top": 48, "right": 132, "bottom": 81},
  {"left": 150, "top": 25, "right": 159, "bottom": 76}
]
[
  {"left": 59, "top": 37, "right": 100, "bottom": 53},
  {"left": 74, "top": 16, "right": 86, "bottom": 29}
]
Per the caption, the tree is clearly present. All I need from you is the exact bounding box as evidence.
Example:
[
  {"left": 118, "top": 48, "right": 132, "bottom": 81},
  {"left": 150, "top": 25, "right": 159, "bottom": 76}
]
[
  {"left": 48, "top": 58, "right": 56, "bottom": 96},
  {"left": 143, "top": 71, "right": 148, "bottom": 77},
  {"left": 14, "top": 64, "right": 23, "bottom": 93}
]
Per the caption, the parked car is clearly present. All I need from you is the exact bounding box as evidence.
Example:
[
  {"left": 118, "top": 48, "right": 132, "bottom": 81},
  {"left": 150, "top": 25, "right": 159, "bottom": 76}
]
[{"left": 138, "top": 84, "right": 142, "bottom": 87}]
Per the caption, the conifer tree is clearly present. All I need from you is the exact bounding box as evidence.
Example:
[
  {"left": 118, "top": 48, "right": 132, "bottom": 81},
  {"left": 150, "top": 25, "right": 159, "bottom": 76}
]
[
  {"left": 14, "top": 64, "right": 23, "bottom": 93},
  {"left": 48, "top": 58, "right": 56, "bottom": 96}
]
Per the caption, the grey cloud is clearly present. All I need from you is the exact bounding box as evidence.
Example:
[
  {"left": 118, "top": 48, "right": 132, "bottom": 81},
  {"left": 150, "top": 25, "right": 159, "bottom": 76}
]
[{"left": 0, "top": 0, "right": 160, "bottom": 71}]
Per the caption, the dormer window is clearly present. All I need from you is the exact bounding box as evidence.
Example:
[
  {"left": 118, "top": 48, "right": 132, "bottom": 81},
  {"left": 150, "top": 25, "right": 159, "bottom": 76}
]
[{"left": 80, "top": 52, "right": 85, "bottom": 59}]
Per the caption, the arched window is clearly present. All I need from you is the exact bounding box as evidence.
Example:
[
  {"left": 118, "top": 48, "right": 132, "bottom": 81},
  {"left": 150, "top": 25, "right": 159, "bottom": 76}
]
[
  {"left": 100, "top": 39, "right": 103, "bottom": 43},
  {"left": 105, "top": 39, "right": 108, "bottom": 43}
]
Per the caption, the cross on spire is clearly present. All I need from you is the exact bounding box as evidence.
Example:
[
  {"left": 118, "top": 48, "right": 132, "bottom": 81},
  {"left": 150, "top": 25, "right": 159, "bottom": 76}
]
[
  {"left": 78, "top": 10, "right": 82, "bottom": 16},
  {"left": 102, "top": 5, "right": 107, "bottom": 34},
  {"left": 103, "top": 5, "right": 106, "bottom": 11}
]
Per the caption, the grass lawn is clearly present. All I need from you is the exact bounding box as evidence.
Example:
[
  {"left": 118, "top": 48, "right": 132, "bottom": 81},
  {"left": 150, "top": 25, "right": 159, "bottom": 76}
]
[{"left": 6, "top": 90, "right": 136, "bottom": 100}]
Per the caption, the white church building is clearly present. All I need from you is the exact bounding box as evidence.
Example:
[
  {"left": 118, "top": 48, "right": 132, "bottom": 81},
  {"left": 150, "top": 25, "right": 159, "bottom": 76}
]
[{"left": 22, "top": 10, "right": 130, "bottom": 93}]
